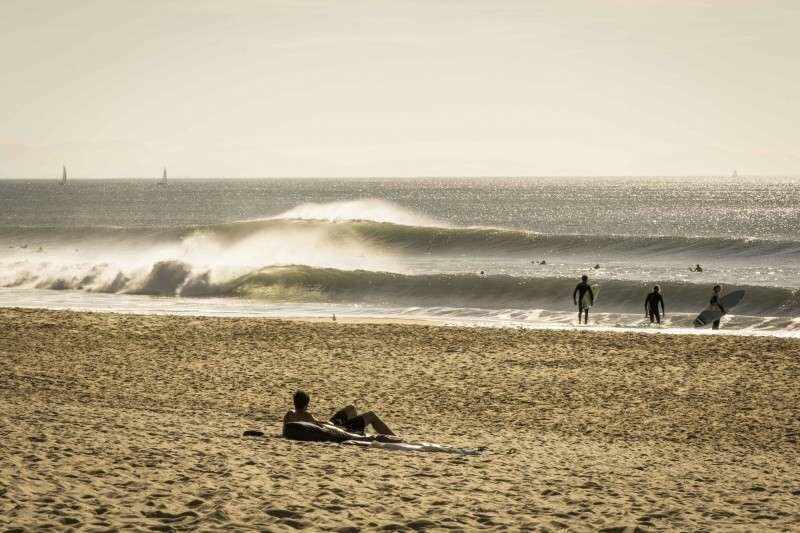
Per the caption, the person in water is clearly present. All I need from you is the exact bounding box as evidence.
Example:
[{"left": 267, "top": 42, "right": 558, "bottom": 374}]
[
  {"left": 709, "top": 284, "right": 725, "bottom": 330},
  {"left": 573, "top": 275, "right": 594, "bottom": 324},
  {"left": 644, "top": 285, "right": 665, "bottom": 324},
  {"left": 283, "top": 390, "right": 395, "bottom": 435},
  {"left": 691, "top": 264, "right": 703, "bottom": 272}
]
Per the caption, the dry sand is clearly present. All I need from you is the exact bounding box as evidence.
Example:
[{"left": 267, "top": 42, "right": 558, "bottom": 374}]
[{"left": 1, "top": 307, "right": 799, "bottom": 531}]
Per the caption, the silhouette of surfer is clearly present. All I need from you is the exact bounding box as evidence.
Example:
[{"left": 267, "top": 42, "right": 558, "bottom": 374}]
[
  {"left": 691, "top": 264, "right": 703, "bottom": 272},
  {"left": 709, "top": 284, "right": 725, "bottom": 330},
  {"left": 573, "top": 275, "right": 594, "bottom": 324},
  {"left": 284, "top": 390, "right": 395, "bottom": 435},
  {"left": 644, "top": 285, "right": 665, "bottom": 324}
]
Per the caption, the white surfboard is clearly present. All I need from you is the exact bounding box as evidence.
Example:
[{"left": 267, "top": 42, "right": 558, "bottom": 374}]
[{"left": 580, "top": 284, "right": 600, "bottom": 308}]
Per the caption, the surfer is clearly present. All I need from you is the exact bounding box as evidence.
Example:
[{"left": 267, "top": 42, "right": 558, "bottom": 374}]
[
  {"left": 691, "top": 264, "right": 703, "bottom": 272},
  {"left": 283, "top": 390, "right": 395, "bottom": 435},
  {"left": 709, "top": 285, "right": 725, "bottom": 330},
  {"left": 572, "top": 275, "right": 594, "bottom": 324},
  {"left": 644, "top": 285, "right": 665, "bottom": 324}
]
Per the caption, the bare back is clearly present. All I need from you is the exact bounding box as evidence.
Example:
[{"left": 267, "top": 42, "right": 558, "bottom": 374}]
[{"left": 283, "top": 409, "right": 318, "bottom": 425}]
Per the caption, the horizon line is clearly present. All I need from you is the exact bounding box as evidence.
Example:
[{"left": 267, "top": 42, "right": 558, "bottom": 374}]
[{"left": 2, "top": 174, "right": 800, "bottom": 181}]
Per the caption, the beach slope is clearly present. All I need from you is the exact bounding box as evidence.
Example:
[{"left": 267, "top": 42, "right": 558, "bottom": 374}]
[{"left": 1, "top": 308, "right": 798, "bottom": 530}]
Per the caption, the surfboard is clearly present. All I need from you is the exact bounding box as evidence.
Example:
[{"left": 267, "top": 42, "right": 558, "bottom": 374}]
[
  {"left": 580, "top": 284, "right": 600, "bottom": 308},
  {"left": 693, "top": 289, "right": 745, "bottom": 328}
]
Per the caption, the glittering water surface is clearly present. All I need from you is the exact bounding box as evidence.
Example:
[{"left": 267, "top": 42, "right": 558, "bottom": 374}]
[
  {"left": 2, "top": 177, "right": 799, "bottom": 239},
  {"left": 1, "top": 177, "right": 798, "bottom": 332}
]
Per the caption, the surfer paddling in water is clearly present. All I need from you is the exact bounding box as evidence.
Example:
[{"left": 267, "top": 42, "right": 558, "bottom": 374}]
[
  {"left": 573, "top": 275, "right": 595, "bottom": 325},
  {"left": 644, "top": 285, "right": 665, "bottom": 324}
]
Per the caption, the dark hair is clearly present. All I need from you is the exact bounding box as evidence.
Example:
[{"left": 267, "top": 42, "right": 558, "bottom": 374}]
[
  {"left": 293, "top": 390, "right": 310, "bottom": 411},
  {"left": 654, "top": 285, "right": 660, "bottom": 291},
  {"left": 713, "top": 284, "right": 721, "bottom": 291},
  {"left": 581, "top": 275, "right": 588, "bottom": 281}
]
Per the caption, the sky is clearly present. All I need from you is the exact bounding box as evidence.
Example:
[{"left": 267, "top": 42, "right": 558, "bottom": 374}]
[{"left": 1, "top": 0, "right": 798, "bottom": 178}]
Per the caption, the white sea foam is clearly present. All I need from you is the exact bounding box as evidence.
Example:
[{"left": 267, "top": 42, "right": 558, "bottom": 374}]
[{"left": 269, "top": 198, "right": 444, "bottom": 226}]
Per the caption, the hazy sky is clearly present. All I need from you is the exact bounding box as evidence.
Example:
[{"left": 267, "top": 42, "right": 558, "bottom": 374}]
[{"left": 1, "top": 0, "right": 798, "bottom": 178}]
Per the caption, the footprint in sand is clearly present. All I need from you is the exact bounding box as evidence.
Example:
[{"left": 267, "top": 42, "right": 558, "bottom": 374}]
[{"left": 264, "top": 507, "right": 303, "bottom": 519}]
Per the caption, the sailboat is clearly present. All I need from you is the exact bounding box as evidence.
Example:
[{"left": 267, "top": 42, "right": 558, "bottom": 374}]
[
  {"left": 159, "top": 167, "right": 167, "bottom": 186},
  {"left": 732, "top": 170, "right": 738, "bottom": 178},
  {"left": 61, "top": 165, "right": 67, "bottom": 184}
]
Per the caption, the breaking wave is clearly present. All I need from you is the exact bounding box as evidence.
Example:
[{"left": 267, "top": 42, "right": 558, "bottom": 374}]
[
  {"left": 2, "top": 199, "right": 799, "bottom": 322},
  {"left": 3, "top": 261, "right": 798, "bottom": 317},
  {"left": 3, "top": 219, "right": 799, "bottom": 263}
]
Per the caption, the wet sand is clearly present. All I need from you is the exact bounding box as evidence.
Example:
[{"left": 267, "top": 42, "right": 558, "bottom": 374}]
[{"left": 1, "top": 307, "right": 799, "bottom": 531}]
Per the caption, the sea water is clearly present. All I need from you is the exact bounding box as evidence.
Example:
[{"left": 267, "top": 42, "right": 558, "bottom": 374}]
[{"left": 1, "top": 177, "right": 798, "bottom": 334}]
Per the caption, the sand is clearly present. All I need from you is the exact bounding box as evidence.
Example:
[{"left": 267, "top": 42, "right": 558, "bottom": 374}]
[{"left": 1, "top": 307, "right": 799, "bottom": 531}]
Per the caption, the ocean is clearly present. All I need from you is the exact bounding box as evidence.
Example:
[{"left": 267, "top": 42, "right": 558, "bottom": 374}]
[{"left": 1, "top": 177, "right": 799, "bottom": 334}]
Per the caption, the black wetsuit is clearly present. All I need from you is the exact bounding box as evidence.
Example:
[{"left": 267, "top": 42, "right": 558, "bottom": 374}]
[
  {"left": 573, "top": 281, "right": 594, "bottom": 324},
  {"left": 709, "top": 293, "right": 725, "bottom": 330},
  {"left": 645, "top": 291, "right": 665, "bottom": 324},
  {"left": 573, "top": 282, "right": 594, "bottom": 309}
]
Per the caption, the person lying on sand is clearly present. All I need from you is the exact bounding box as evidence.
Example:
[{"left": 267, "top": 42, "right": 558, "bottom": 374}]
[{"left": 283, "top": 390, "right": 395, "bottom": 436}]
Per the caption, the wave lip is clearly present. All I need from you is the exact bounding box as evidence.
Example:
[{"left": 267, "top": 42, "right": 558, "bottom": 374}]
[
  {"left": 3, "top": 218, "right": 799, "bottom": 263},
  {"left": 267, "top": 198, "right": 444, "bottom": 227}
]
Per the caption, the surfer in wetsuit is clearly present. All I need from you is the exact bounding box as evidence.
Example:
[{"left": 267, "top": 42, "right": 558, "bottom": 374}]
[
  {"left": 283, "top": 390, "right": 395, "bottom": 435},
  {"left": 573, "top": 275, "right": 594, "bottom": 324},
  {"left": 644, "top": 285, "right": 665, "bottom": 324},
  {"left": 709, "top": 284, "right": 725, "bottom": 330}
]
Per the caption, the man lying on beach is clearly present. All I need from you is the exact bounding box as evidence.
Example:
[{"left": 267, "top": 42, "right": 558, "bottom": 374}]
[
  {"left": 283, "top": 390, "right": 395, "bottom": 435},
  {"left": 277, "top": 391, "right": 479, "bottom": 454}
]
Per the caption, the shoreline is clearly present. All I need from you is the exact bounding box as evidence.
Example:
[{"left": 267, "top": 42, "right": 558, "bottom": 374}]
[
  {"left": 2, "top": 307, "right": 799, "bottom": 530},
  {"left": 1, "top": 300, "right": 798, "bottom": 339}
]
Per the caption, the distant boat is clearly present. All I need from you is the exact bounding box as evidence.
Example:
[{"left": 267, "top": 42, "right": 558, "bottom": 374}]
[
  {"left": 732, "top": 170, "right": 738, "bottom": 178},
  {"left": 61, "top": 165, "right": 67, "bottom": 184},
  {"left": 159, "top": 167, "right": 167, "bottom": 186}
]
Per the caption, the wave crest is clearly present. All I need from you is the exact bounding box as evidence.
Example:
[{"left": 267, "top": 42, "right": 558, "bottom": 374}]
[
  {"left": 268, "top": 198, "right": 442, "bottom": 227},
  {"left": 4, "top": 218, "right": 799, "bottom": 263},
  {"left": 3, "top": 259, "right": 798, "bottom": 316}
]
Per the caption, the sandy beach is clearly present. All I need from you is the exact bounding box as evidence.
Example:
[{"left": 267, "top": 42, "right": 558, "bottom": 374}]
[{"left": 1, "top": 307, "right": 798, "bottom": 531}]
